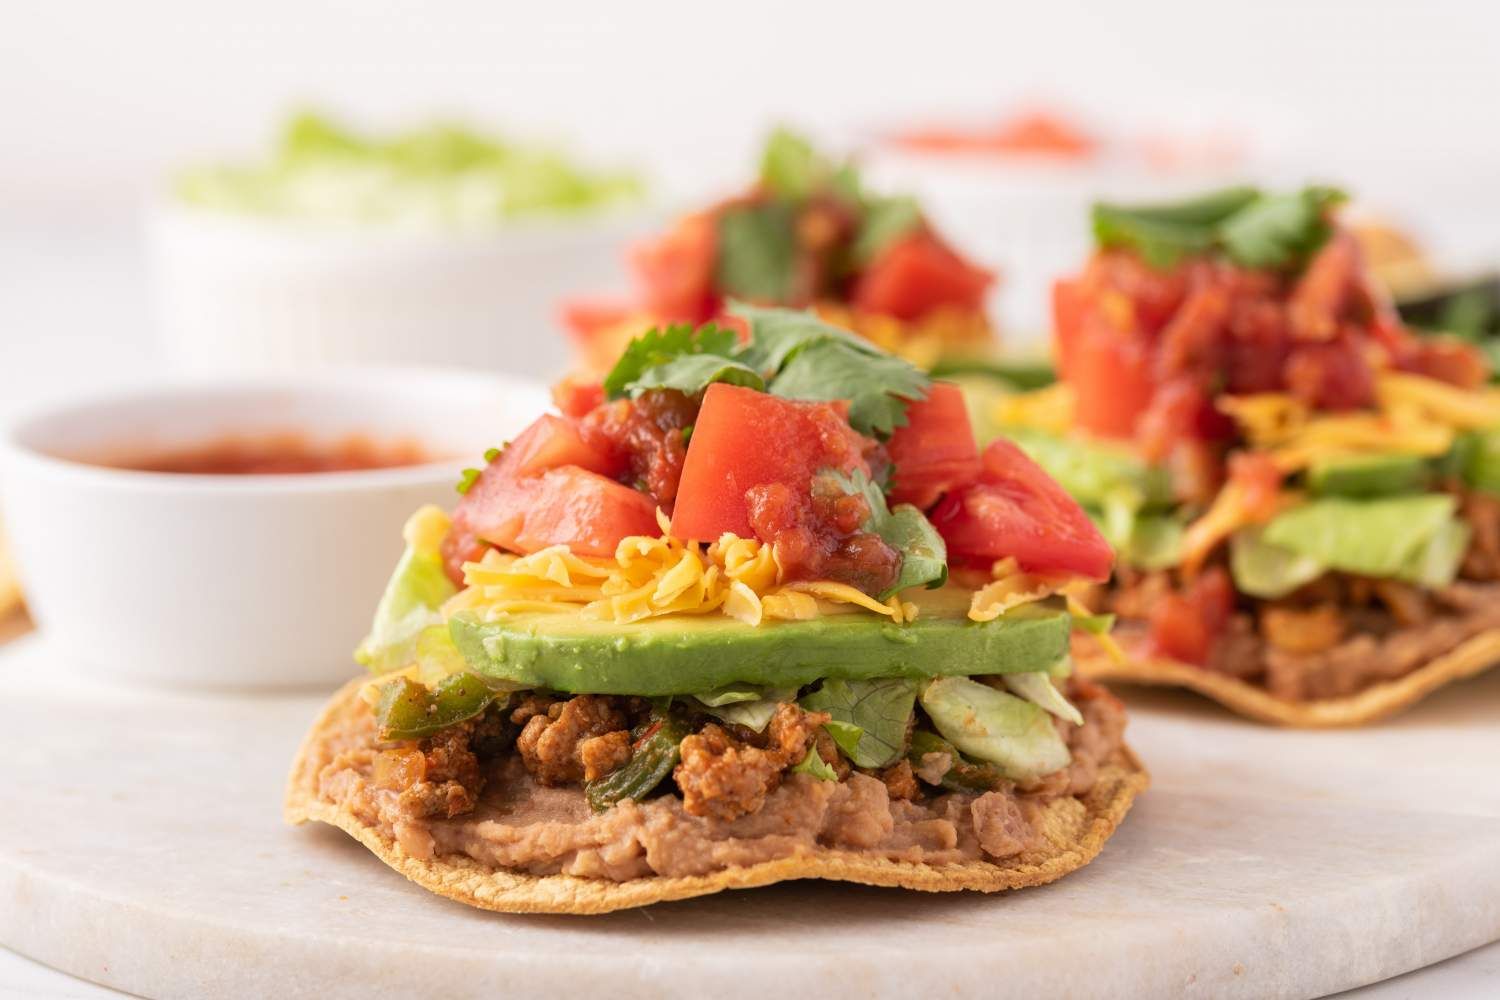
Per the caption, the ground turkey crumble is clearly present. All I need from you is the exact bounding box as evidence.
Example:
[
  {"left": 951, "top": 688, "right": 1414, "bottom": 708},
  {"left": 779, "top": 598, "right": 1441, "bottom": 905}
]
[{"left": 311, "top": 679, "right": 1128, "bottom": 881}]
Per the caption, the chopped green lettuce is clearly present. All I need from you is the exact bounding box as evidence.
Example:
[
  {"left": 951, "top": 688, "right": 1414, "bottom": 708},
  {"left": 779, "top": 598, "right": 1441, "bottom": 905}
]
[
  {"left": 801, "top": 678, "right": 920, "bottom": 769},
  {"left": 1005, "top": 428, "right": 1173, "bottom": 510},
  {"left": 1002, "top": 671, "right": 1083, "bottom": 726},
  {"left": 1229, "top": 527, "right": 1326, "bottom": 599},
  {"left": 1094, "top": 500, "right": 1186, "bottom": 571},
  {"left": 1399, "top": 519, "right": 1472, "bottom": 589},
  {"left": 918, "top": 677, "right": 1071, "bottom": 781},
  {"left": 1261, "top": 495, "right": 1459, "bottom": 580},
  {"left": 1235, "top": 495, "right": 1471, "bottom": 594},
  {"left": 356, "top": 511, "right": 458, "bottom": 674},
  {"left": 791, "top": 748, "right": 838, "bottom": 782},
  {"left": 692, "top": 687, "right": 797, "bottom": 732}
]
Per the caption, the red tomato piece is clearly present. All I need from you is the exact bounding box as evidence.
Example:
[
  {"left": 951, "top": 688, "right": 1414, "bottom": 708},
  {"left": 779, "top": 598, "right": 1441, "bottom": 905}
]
[
  {"left": 559, "top": 298, "right": 635, "bottom": 344},
  {"left": 886, "top": 382, "right": 980, "bottom": 509},
  {"left": 551, "top": 376, "right": 607, "bottom": 420},
  {"left": 1068, "top": 319, "right": 1157, "bottom": 440},
  {"left": 510, "top": 466, "right": 661, "bottom": 557},
  {"left": 632, "top": 213, "right": 718, "bottom": 323},
  {"left": 1148, "top": 567, "right": 1234, "bottom": 665},
  {"left": 670, "top": 383, "right": 868, "bottom": 541},
  {"left": 928, "top": 438, "right": 1114, "bottom": 580},
  {"left": 852, "top": 233, "right": 993, "bottom": 321},
  {"left": 505, "top": 414, "right": 622, "bottom": 479},
  {"left": 443, "top": 414, "right": 648, "bottom": 579},
  {"left": 1051, "top": 278, "right": 1086, "bottom": 381}
]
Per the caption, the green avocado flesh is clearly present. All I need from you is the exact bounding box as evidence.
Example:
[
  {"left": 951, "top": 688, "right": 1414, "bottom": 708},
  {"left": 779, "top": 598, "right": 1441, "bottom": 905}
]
[
  {"left": 1306, "top": 453, "right": 1430, "bottom": 498},
  {"left": 447, "top": 588, "right": 1072, "bottom": 695}
]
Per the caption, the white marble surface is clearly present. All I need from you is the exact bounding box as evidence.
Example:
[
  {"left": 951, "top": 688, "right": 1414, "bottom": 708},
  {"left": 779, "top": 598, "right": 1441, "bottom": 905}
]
[{"left": 1, "top": 634, "right": 1498, "bottom": 1000}]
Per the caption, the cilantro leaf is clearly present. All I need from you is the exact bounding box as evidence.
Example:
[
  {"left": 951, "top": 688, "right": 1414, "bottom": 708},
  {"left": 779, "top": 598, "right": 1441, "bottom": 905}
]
[
  {"left": 771, "top": 339, "right": 931, "bottom": 437},
  {"left": 852, "top": 196, "right": 922, "bottom": 266},
  {"left": 628, "top": 354, "right": 764, "bottom": 398},
  {"left": 801, "top": 678, "right": 919, "bottom": 769},
  {"left": 602, "top": 323, "right": 741, "bottom": 400},
  {"left": 1092, "top": 187, "right": 1256, "bottom": 268},
  {"left": 730, "top": 302, "right": 882, "bottom": 373},
  {"left": 1219, "top": 186, "right": 1346, "bottom": 270},
  {"left": 715, "top": 203, "right": 799, "bottom": 302},
  {"left": 728, "top": 303, "right": 932, "bottom": 436},
  {"left": 759, "top": 128, "right": 822, "bottom": 200},
  {"left": 822, "top": 468, "right": 948, "bottom": 597},
  {"left": 1091, "top": 185, "right": 1346, "bottom": 271}
]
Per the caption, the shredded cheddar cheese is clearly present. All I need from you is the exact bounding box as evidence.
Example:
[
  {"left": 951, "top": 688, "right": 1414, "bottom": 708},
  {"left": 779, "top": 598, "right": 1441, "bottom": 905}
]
[
  {"left": 449, "top": 524, "right": 922, "bottom": 627},
  {"left": 991, "top": 383, "right": 1076, "bottom": 436},
  {"left": 966, "top": 558, "right": 1059, "bottom": 622},
  {"left": 1220, "top": 371, "right": 1500, "bottom": 473},
  {"left": 814, "top": 302, "right": 992, "bottom": 371}
]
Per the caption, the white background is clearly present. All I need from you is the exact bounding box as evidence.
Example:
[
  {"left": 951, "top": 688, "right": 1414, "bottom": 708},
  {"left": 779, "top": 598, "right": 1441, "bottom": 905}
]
[{"left": 5, "top": 0, "right": 1500, "bottom": 234}]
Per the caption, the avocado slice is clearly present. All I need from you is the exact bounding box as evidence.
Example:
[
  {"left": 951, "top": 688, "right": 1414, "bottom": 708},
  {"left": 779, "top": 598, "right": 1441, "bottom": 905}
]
[
  {"left": 447, "top": 588, "right": 1072, "bottom": 695},
  {"left": 1305, "top": 453, "right": 1431, "bottom": 498}
]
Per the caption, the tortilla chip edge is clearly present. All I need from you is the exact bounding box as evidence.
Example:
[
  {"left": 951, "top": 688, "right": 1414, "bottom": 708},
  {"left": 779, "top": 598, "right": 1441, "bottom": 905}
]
[{"left": 1076, "top": 626, "right": 1500, "bottom": 727}]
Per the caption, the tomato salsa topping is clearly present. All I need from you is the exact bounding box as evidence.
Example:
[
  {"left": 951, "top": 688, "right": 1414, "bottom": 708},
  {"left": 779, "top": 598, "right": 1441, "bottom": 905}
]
[
  {"left": 562, "top": 130, "right": 994, "bottom": 371},
  {"left": 443, "top": 304, "right": 1111, "bottom": 596},
  {"left": 1032, "top": 186, "right": 1495, "bottom": 669}
]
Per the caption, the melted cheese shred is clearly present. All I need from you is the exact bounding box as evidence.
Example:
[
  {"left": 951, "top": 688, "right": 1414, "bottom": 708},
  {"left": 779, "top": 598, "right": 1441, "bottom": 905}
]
[
  {"left": 449, "top": 525, "right": 920, "bottom": 627},
  {"left": 1221, "top": 371, "right": 1500, "bottom": 473}
]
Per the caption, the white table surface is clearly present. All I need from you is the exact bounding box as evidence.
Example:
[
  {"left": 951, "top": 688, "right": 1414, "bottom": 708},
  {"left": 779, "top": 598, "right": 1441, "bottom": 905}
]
[{"left": 1, "top": 218, "right": 1496, "bottom": 999}]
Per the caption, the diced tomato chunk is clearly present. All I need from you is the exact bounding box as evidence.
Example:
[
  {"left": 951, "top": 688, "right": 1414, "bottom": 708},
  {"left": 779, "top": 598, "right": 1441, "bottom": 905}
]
[
  {"left": 443, "top": 414, "right": 654, "bottom": 579},
  {"left": 1068, "top": 320, "right": 1156, "bottom": 440},
  {"left": 560, "top": 299, "right": 636, "bottom": 344},
  {"left": 510, "top": 467, "right": 660, "bottom": 557},
  {"left": 670, "top": 383, "right": 869, "bottom": 541},
  {"left": 1148, "top": 567, "right": 1234, "bottom": 665},
  {"left": 632, "top": 213, "right": 718, "bottom": 323},
  {"left": 852, "top": 232, "right": 993, "bottom": 321},
  {"left": 886, "top": 382, "right": 980, "bottom": 509},
  {"left": 928, "top": 438, "right": 1114, "bottom": 580},
  {"left": 551, "top": 376, "right": 607, "bottom": 420},
  {"left": 506, "top": 414, "right": 622, "bottom": 479}
]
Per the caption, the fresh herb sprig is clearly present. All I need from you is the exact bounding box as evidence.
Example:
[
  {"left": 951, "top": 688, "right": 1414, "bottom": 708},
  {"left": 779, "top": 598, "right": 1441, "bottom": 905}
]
[
  {"left": 601, "top": 303, "right": 934, "bottom": 438},
  {"left": 1092, "top": 185, "right": 1346, "bottom": 271}
]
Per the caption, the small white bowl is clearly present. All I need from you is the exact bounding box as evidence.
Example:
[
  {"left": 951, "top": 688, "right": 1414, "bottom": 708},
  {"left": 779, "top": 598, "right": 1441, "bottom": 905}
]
[
  {"left": 146, "top": 201, "right": 660, "bottom": 381},
  {"left": 0, "top": 367, "right": 548, "bottom": 690}
]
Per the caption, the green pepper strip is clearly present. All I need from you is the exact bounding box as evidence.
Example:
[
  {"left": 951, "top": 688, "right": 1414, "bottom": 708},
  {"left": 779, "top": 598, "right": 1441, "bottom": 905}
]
[
  {"left": 585, "top": 711, "right": 691, "bottom": 813},
  {"left": 907, "top": 729, "right": 1005, "bottom": 793},
  {"left": 375, "top": 672, "right": 502, "bottom": 741}
]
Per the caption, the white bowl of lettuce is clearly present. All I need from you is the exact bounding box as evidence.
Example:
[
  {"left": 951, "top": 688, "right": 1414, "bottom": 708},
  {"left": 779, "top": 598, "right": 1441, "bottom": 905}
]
[{"left": 149, "top": 112, "right": 653, "bottom": 379}]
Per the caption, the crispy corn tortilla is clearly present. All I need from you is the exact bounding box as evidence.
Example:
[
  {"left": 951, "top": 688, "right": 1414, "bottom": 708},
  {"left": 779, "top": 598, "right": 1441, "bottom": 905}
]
[
  {"left": 285, "top": 677, "right": 1149, "bottom": 915},
  {"left": 0, "top": 529, "right": 22, "bottom": 620},
  {"left": 1076, "top": 627, "right": 1500, "bottom": 727}
]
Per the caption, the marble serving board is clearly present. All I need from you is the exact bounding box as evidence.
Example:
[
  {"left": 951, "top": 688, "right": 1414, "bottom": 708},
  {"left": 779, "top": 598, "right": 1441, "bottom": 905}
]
[{"left": 1, "top": 635, "right": 1498, "bottom": 1000}]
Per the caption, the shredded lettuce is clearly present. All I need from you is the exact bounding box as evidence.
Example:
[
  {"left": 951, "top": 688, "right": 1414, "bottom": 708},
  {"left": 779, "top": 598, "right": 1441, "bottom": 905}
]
[
  {"left": 1261, "top": 495, "right": 1459, "bottom": 580},
  {"left": 918, "top": 677, "right": 1071, "bottom": 782},
  {"left": 791, "top": 748, "right": 838, "bottom": 781},
  {"left": 824, "top": 468, "right": 947, "bottom": 598},
  {"left": 1230, "top": 527, "right": 1326, "bottom": 599},
  {"left": 691, "top": 687, "right": 797, "bottom": 732},
  {"left": 356, "top": 506, "right": 458, "bottom": 674},
  {"left": 1002, "top": 671, "right": 1083, "bottom": 726},
  {"left": 801, "top": 677, "right": 919, "bottom": 769},
  {"left": 1233, "top": 495, "right": 1472, "bottom": 595}
]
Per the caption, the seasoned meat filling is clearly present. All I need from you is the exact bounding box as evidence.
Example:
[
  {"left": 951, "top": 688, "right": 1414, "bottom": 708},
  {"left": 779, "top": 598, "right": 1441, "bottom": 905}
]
[{"left": 312, "top": 677, "right": 1128, "bottom": 880}]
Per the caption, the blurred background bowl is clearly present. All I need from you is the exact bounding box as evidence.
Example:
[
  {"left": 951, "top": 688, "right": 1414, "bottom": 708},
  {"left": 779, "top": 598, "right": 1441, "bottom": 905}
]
[
  {"left": 147, "top": 201, "right": 658, "bottom": 380},
  {"left": 0, "top": 367, "right": 547, "bottom": 690}
]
